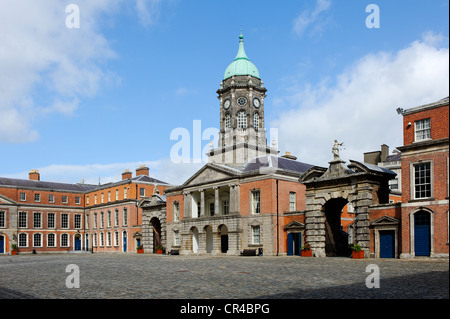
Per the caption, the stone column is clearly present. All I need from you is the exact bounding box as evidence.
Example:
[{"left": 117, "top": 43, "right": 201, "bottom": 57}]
[
  {"left": 214, "top": 187, "right": 220, "bottom": 216},
  {"left": 200, "top": 189, "right": 205, "bottom": 217}
]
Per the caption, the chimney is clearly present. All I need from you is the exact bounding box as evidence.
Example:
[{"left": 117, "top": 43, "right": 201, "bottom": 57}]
[
  {"left": 281, "top": 152, "right": 297, "bottom": 160},
  {"left": 29, "top": 169, "right": 40, "bottom": 181},
  {"left": 381, "top": 144, "right": 389, "bottom": 162},
  {"left": 136, "top": 165, "right": 149, "bottom": 177},
  {"left": 122, "top": 169, "right": 132, "bottom": 180}
]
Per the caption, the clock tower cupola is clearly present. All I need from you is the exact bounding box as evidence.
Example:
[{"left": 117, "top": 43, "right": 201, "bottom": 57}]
[{"left": 208, "top": 33, "right": 278, "bottom": 165}]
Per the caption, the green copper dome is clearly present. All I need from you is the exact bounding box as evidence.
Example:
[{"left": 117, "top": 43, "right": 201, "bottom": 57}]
[{"left": 223, "top": 33, "right": 260, "bottom": 80}]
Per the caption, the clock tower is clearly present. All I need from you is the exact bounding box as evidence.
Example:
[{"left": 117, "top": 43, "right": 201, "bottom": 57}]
[{"left": 208, "top": 33, "right": 278, "bottom": 165}]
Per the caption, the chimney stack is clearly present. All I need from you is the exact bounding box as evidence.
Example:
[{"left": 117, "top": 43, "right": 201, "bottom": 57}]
[
  {"left": 381, "top": 144, "right": 389, "bottom": 162},
  {"left": 29, "top": 169, "right": 40, "bottom": 181},
  {"left": 122, "top": 169, "right": 132, "bottom": 180},
  {"left": 136, "top": 165, "right": 149, "bottom": 177}
]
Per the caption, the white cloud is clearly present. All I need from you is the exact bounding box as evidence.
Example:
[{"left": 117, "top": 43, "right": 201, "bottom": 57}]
[
  {"left": 271, "top": 33, "right": 449, "bottom": 167},
  {"left": 293, "top": 0, "right": 332, "bottom": 37},
  {"left": 0, "top": 0, "right": 163, "bottom": 143}
]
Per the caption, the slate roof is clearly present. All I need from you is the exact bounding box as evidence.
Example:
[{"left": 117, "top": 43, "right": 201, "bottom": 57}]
[
  {"left": 242, "top": 155, "right": 314, "bottom": 175},
  {"left": 0, "top": 177, "right": 98, "bottom": 192}
]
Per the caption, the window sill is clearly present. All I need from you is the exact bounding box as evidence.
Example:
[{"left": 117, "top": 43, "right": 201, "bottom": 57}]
[{"left": 408, "top": 198, "right": 435, "bottom": 203}]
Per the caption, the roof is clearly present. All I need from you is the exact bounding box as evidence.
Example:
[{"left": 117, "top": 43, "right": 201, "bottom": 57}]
[
  {"left": 223, "top": 33, "right": 260, "bottom": 80},
  {"left": 402, "top": 96, "right": 449, "bottom": 115},
  {"left": 242, "top": 155, "right": 314, "bottom": 175},
  {"left": 0, "top": 174, "right": 169, "bottom": 193},
  {"left": 385, "top": 152, "right": 401, "bottom": 162},
  {"left": 0, "top": 177, "right": 98, "bottom": 193}
]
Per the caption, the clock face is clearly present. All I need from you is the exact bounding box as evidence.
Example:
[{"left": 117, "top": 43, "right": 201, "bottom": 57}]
[
  {"left": 237, "top": 97, "right": 247, "bottom": 106},
  {"left": 253, "top": 98, "right": 261, "bottom": 108},
  {"left": 223, "top": 99, "right": 231, "bottom": 110}
]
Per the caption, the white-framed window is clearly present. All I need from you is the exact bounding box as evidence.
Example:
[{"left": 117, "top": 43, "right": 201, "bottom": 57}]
[
  {"left": 33, "top": 212, "right": 42, "bottom": 228},
  {"left": 123, "top": 208, "right": 128, "bottom": 226},
  {"left": 61, "top": 214, "right": 69, "bottom": 229},
  {"left": 173, "top": 202, "right": 180, "bottom": 222},
  {"left": 85, "top": 214, "right": 90, "bottom": 229},
  {"left": 254, "top": 113, "right": 259, "bottom": 131},
  {"left": 140, "top": 188, "right": 145, "bottom": 197},
  {"left": 93, "top": 233, "right": 98, "bottom": 247},
  {"left": 116, "top": 189, "right": 119, "bottom": 201},
  {"left": 100, "top": 232, "right": 104, "bottom": 246},
  {"left": 225, "top": 114, "right": 231, "bottom": 129},
  {"left": 18, "top": 212, "right": 27, "bottom": 228},
  {"left": 33, "top": 233, "right": 42, "bottom": 247},
  {"left": 252, "top": 225, "right": 260, "bottom": 244},
  {"left": 413, "top": 162, "right": 432, "bottom": 199},
  {"left": 251, "top": 190, "right": 261, "bottom": 215},
  {"left": 107, "top": 231, "right": 112, "bottom": 246},
  {"left": 95, "top": 194, "right": 97, "bottom": 204},
  {"left": 20, "top": 192, "right": 26, "bottom": 201},
  {"left": 18, "top": 233, "right": 28, "bottom": 247},
  {"left": 47, "top": 233, "right": 56, "bottom": 247},
  {"left": 74, "top": 214, "right": 81, "bottom": 229},
  {"left": 49, "top": 194, "right": 55, "bottom": 203},
  {"left": 124, "top": 188, "right": 128, "bottom": 199},
  {"left": 62, "top": 196, "right": 68, "bottom": 204},
  {"left": 289, "top": 192, "right": 296, "bottom": 212},
  {"left": 114, "top": 231, "right": 119, "bottom": 246},
  {"left": 108, "top": 191, "right": 111, "bottom": 202},
  {"left": 222, "top": 200, "right": 229, "bottom": 215},
  {"left": 86, "top": 196, "right": 89, "bottom": 205},
  {"left": 93, "top": 212, "right": 98, "bottom": 229},
  {"left": 34, "top": 193, "right": 40, "bottom": 202},
  {"left": 415, "top": 118, "right": 431, "bottom": 142},
  {"left": 238, "top": 111, "right": 247, "bottom": 129},
  {"left": 115, "top": 209, "right": 119, "bottom": 227},
  {"left": 107, "top": 211, "right": 111, "bottom": 227},
  {"left": 173, "top": 230, "right": 180, "bottom": 246},
  {"left": 61, "top": 233, "right": 69, "bottom": 247},
  {"left": 75, "top": 197, "right": 81, "bottom": 205},
  {"left": 48, "top": 213, "right": 55, "bottom": 228},
  {"left": 101, "top": 193, "right": 104, "bottom": 203},
  {"left": 0, "top": 211, "right": 5, "bottom": 228},
  {"left": 100, "top": 212, "right": 104, "bottom": 228}
]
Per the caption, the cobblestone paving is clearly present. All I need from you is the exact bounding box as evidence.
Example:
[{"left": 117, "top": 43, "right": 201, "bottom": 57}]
[{"left": 0, "top": 253, "right": 448, "bottom": 299}]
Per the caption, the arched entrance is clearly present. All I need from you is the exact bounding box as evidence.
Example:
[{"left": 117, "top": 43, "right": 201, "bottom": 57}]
[
  {"left": 191, "top": 227, "right": 199, "bottom": 253},
  {"left": 218, "top": 224, "right": 228, "bottom": 253},
  {"left": 323, "top": 198, "right": 350, "bottom": 257},
  {"left": 150, "top": 217, "right": 162, "bottom": 253},
  {"left": 204, "top": 225, "right": 213, "bottom": 253},
  {"left": 123, "top": 231, "right": 127, "bottom": 252},
  {"left": 414, "top": 210, "right": 431, "bottom": 256}
]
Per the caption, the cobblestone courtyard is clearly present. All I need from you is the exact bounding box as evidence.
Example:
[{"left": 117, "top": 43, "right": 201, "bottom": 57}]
[{"left": 0, "top": 253, "right": 448, "bottom": 299}]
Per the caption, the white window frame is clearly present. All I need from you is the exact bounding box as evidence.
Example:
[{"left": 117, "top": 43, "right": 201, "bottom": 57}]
[
  {"left": 49, "top": 194, "right": 55, "bottom": 203},
  {"left": 173, "top": 202, "right": 180, "bottom": 222},
  {"left": 123, "top": 208, "right": 128, "bottom": 226},
  {"left": 173, "top": 230, "right": 180, "bottom": 246},
  {"left": 61, "top": 214, "right": 69, "bottom": 229},
  {"left": 20, "top": 192, "right": 26, "bottom": 201},
  {"left": 0, "top": 211, "right": 5, "bottom": 228},
  {"left": 47, "top": 233, "right": 56, "bottom": 247},
  {"left": 74, "top": 214, "right": 82, "bottom": 229},
  {"left": 33, "top": 233, "right": 42, "bottom": 247},
  {"left": 18, "top": 233, "right": 28, "bottom": 247},
  {"left": 289, "top": 192, "right": 296, "bottom": 212},
  {"left": 252, "top": 225, "right": 261, "bottom": 244},
  {"left": 238, "top": 111, "right": 247, "bottom": 129},
  {"left": 251, "top": 190, "right": 261, "bottom": 215},
  {"left": 414, "top": 118, "right": 431, "bottom": 142},
  {"left": 34, "top": 193, "right": 41, "bottom": 202},
  {"left": 411, "top": 161, "right": 433, "bottom": 200},
  {"left": 33, "top": 212, "right": 42, "bottom": 228},
  {"left": 18, "top": 212, "right": 27, "bottom": 228},
  {"left": 61, "top": 233, "right": 69, "bottom": 247}
]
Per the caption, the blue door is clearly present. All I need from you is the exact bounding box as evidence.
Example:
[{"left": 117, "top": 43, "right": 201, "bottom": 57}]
[
  {"left": 379, "top": 230, "right": 395, "bottom": 258},
  {"left": 415, "top": 211, "right": 430, "bottom": 256},
  {"left": 123, "top": 233, "right": 127, "bottom": 252},
  {"left": 0, "top": 236, "right": 4, "bottom": 254},
  {"left": 85, "top": 237, "right": 89, "bottom": 251},
  {"left": 74, "top": 236, "right": 81, "bottom": 251},
  {"left": 287, "top": 233, "right": 293, "bottom": 256}
]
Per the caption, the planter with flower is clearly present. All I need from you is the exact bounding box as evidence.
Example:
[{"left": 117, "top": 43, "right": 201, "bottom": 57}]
[
  {"left": 11, "top": 244, "right": 18, "bottom": 255},
  {"left": 301, "top": 243, "right": 312, "bottom": 257},
  {"left": 156, "top": 245, "right": 164, "bottom": 254},
  {"left": 136, "top": 245, "right": 144, "bottom": 254},
  {"left": 350, "top": 243, "right": 364, "bottom": 259}
]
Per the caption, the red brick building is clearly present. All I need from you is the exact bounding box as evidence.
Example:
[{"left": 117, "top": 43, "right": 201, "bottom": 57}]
[
  {"left": 0, "top": 166, "right": 169, "bottom": 254},
  {"left": 397, "top": 97, "right": 449, "bottom": 258}
]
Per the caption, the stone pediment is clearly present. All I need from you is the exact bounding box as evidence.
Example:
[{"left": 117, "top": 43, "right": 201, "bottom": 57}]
[
  {"left": 284, "top": 220, "right": 305, "bottom": 230},
  {"left": 370, "top": 216, "right": 400, "bottom": 226},
  {"left": 0, "top": 194, "right": 17, "bottom": 205},
  {"left": 182, "top": 164, "right": 240, "bottom": 187}
]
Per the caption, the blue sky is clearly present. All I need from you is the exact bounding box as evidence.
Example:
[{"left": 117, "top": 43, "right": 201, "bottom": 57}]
[{"left": 0, "top": 0, "right": 449, "bottom": 185}]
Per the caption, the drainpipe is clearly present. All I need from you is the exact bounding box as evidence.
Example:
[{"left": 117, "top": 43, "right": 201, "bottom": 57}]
[{"left": 276, "top": 179, "right": 279, "bottom": 256}]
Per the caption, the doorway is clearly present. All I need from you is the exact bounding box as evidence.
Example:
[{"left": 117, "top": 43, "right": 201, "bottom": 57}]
[
  {"left": 287, "top": 233, "right": 301, "bottom": 256},
  {"left": 324, "top": 198, "right": 350, "bottom": 257},
  {"left": 414, "top": 211, "right": 431, "bottom": 256},
  {"left": 379, "top": 230, "right": 395, "bottom": 258}
]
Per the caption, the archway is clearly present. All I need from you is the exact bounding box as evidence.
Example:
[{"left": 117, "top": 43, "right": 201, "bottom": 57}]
[
  {"left": 204, "top": 225, "right": 213, "bottom": 253},
  {"left": 218, "top": 224, "right": 228, "bottom": 253},
  {"left": 123, "top": 231, "right": 128, "bottom": 252},
  {"left": 191, "top": 227, "right": 199, "bottom": 253},
  {"left": 323, "top": 198, "right": 350, "bottom": 257},
  {"left": 150, "top": 217, "right": 162, "bottom": 253},
  {"left": 74, "top": 234, "right": 82, "bottom": 251}
]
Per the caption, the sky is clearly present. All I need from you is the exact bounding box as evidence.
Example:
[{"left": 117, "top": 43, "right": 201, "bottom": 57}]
[{"left": 0, "top": 0, "right": 448, "bottom": 186}]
